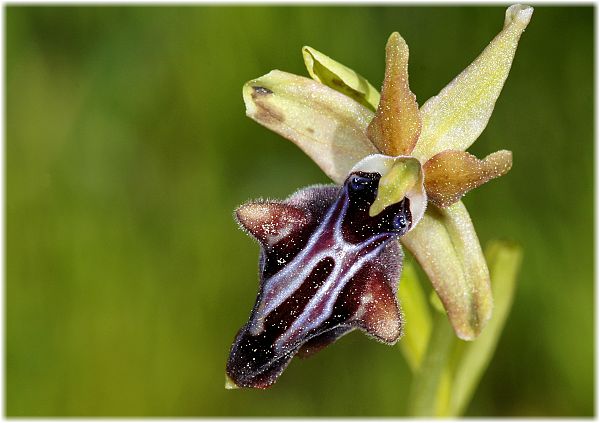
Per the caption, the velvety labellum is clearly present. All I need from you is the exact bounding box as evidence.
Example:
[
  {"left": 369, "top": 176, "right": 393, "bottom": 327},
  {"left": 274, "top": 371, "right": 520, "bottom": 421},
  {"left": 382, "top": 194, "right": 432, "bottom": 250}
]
[{"left": 227, "top": 172, "right": 414, "bottom": 388}]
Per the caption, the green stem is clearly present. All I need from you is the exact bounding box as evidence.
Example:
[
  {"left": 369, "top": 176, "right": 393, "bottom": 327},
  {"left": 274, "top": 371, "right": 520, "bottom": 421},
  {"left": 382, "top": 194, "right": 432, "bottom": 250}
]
[
  {"left": 447, "top": 241, "right": 523, "bottom": 416},
  {"left": 407, "top": 312, "right": 455, "bottom": 416},
  {"left": 398, "top": 260, "right": 432, "bottom": 372}
]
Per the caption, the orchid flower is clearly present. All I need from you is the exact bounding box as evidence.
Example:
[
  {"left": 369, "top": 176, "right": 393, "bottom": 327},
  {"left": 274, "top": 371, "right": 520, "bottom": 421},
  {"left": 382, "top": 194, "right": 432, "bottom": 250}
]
[{"left": 227, "top": 4, "right": 532, "bottom": 389}]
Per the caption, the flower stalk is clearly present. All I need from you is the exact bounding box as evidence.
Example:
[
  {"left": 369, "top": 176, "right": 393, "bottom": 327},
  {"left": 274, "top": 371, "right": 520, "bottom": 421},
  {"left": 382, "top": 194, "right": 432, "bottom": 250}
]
[
  {"left": 400, "top": 241, "right": 523, "bottom": 416},
  {"left": 407, "top": 311, "right": 455, "bottom": 416}
]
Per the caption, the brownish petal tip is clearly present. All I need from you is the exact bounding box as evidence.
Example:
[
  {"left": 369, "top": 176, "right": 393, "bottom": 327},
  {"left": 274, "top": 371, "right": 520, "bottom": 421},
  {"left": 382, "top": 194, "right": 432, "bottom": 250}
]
[
  {"left": 424, "top": 150, "right": 513, "bottom": 207},
  {"left": 367, "top": 32, "right": 421, "bottom": 156}
]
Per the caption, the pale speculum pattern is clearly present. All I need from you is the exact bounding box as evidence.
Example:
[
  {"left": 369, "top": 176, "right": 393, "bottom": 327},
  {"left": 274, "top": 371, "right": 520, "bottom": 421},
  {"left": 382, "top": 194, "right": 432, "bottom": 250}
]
[{"left": 227, "top": 172, "right": 413, "bottom": 388}]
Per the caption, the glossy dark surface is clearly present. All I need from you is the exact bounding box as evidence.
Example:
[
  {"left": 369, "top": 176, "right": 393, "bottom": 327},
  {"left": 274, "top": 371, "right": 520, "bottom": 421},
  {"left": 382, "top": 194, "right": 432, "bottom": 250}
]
[{"left": 227, "top": 172, "right": 411, "bottom": 388}]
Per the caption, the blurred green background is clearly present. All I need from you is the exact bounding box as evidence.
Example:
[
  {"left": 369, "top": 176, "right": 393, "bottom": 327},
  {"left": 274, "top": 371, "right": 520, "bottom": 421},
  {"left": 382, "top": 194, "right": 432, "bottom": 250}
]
[{"left": 6, "top": 5, "right": 593, "bottom": 417}]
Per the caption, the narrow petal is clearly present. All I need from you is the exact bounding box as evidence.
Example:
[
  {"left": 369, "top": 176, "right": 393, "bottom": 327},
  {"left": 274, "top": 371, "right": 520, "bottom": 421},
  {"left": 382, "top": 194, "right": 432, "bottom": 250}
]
[
  {"left": 423, "top": 149, "right": 513, "bottom": 208},
  {"left": 412, "top": 5, "right": 533, "bottom": 161},
  {"left": 243, "top": 70, "right": 376, "bottom": 184},
  {"left": 400, "top": 201, "right": 493, "bottom": 340},
  {"left": 302, "top": 46, "right": 380, "bottom": 111},
  {"left": 367, "top": 32, "right": 422, "bottom": 156}
]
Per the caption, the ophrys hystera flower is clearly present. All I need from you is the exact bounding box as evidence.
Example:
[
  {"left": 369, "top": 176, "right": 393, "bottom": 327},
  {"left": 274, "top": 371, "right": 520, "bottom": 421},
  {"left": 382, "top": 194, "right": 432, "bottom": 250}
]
[{"left": 226, "top": 4, "right": 532, "bottom": 389}]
